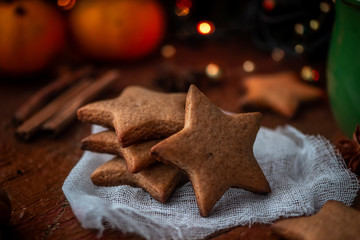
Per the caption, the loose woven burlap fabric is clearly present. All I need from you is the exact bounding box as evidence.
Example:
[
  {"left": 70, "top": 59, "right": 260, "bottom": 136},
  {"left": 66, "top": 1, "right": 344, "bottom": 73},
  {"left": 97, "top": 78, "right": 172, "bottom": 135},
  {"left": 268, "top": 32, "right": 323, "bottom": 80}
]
[{"left": 63, "top": 125, "right": 359, "bottom": 240}]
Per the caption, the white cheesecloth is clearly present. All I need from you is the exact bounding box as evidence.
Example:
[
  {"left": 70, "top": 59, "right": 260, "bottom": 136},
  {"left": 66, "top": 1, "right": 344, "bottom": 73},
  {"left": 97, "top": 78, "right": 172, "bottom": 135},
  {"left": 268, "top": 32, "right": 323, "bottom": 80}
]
[{"left": 63, "top": 125, "right": 359, "bottom": 240}]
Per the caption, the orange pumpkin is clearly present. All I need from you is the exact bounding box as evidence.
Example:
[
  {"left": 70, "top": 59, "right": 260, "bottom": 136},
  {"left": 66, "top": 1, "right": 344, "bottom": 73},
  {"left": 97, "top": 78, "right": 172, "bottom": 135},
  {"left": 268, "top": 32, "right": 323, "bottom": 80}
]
[
  {"left": 0, "top": 0, "right": 65, "bottom": 75},
  {"left": 69, "top": 0, "right": 166, "bottom": 60}
]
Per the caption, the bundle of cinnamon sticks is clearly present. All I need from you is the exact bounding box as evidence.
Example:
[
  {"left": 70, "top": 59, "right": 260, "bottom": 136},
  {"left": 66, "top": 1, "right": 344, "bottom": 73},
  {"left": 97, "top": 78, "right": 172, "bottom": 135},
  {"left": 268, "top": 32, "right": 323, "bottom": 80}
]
[{"left": 14, "top": 66, "right": 120, "bottom": 140}]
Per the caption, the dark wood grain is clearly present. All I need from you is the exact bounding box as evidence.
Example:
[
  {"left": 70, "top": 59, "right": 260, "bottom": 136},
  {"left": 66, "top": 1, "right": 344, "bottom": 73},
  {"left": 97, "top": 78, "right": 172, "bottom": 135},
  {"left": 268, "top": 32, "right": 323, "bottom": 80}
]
[{"left": 0, "top": 38, "right": 356, "bottom": 240}]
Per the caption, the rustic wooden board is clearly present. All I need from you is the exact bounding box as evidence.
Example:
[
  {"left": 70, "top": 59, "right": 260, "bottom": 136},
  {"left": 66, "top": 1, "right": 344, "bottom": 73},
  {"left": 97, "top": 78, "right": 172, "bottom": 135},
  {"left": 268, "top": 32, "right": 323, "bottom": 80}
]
[{"left": 0, "top": 39, "right": 356, "bottom": 240}]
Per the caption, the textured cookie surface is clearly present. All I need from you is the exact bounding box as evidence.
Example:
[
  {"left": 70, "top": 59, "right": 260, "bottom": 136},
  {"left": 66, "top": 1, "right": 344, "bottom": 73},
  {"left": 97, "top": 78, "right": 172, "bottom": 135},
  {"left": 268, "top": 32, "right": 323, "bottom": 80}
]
[
  {"left": 91, "top": 157, "right": 187, "bottom": 203},
  {"left": 81, "top": 130, "right": 159, "bottom": 173},
  {"left": 272, "top": 200, "right": 360, "bottom": 240},
  {"left": 151, "top": 84, "right": 270, "bottom": 217},
  {"left": 239, "top": 72, "right": 324, "bottom": 118},
  {"left": 77, "top": 86, "right": 186, "bottom": 147}
]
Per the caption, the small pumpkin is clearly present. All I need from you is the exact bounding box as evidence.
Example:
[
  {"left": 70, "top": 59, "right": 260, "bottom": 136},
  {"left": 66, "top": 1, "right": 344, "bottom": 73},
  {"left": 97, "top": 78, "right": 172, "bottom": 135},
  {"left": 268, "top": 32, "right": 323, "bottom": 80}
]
[
  {"left": 69, "top": 0, "right": 166, "bottom": 60},
  {"left": 0, "top": 0, "right": 65, "bottom": 75}
]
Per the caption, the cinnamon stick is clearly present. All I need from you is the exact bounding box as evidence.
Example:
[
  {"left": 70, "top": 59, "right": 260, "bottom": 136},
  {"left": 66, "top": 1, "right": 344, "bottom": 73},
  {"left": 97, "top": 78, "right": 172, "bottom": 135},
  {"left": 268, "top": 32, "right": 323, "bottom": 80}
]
[
  {"left": 13, "top": 65, "right": 93, "bottom": 125},
  {"left": 16, "top": 80, "right": 92, "bottom": 140},
  {"left": 42, "top": 70, "right": 120, "bottom": 136}
]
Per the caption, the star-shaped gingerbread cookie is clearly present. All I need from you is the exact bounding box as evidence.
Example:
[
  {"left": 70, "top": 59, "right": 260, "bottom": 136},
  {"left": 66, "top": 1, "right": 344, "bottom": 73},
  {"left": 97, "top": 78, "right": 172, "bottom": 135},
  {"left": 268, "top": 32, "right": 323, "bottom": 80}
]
[
  {"left": 272, "top": 200, "right": 360, "bottom": 240},
  {"left": 81, "top": 130, "right": 160, "bottom": 173},
  {"left": 77, "top": 86, "right": 186, "bottom": 147},
  {"left": 238, "top": 72, "right": 325, "bottom": 118},
  {"left": 91, "top": 157, "right": 187, "bottom": 203},
  {"left": 151, "top": 85, "right": 271, "bottom": 217}
]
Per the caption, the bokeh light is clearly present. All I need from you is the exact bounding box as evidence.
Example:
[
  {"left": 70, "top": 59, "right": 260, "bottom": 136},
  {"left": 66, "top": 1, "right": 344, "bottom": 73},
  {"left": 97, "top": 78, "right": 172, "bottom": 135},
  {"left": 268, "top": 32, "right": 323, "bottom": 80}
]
[
  {"left": 309, "top": 19, "right": 320, "bottom": 31},
  {"left": 175, "top": 7, "right": 190, "bottom": 16},
  {"left": 294, "top": 23, "right": 305, "bottom": 35},
  {"left": 312, "top": 69, "right": 320, "bottom": 81},
  {"left": 243, "top": 60, "right": 255, "bottom": 72},
  {"left": 176, "top": 0, "right": 192, "bottom": 9},
  {"left": 175, "top": 0, "right": 192, "bottom": 17},
  {"left": 197, "top": 21, "right": 215, "bottom": 35},
  {"left": 271, "top": 48, "right": 285, "bottom": 62},
  {"left": 262, "top": 0, "right": 275, "bottom": 11},
  {"left": 301, "top": 66, "right": 320, "bottom": 82},
  {"left": 161, "top": 44, "right": 176, "bottom": 58},
  {"left": 301, "top": 66, "right": 312, "bottom": 81},
  {"left": 320, "top": 2, "right": 331, "bottom": 13},
  {"left": 205, "top": 63, "right": 222, "bottom": 80},
  {"left": 295, "top": 44, "right": 304, "bottom": 54}
]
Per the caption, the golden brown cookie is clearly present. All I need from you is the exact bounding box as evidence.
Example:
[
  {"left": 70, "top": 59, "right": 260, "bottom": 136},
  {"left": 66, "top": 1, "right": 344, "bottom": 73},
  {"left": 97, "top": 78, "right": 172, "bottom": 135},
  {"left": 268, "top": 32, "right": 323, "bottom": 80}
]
[
  {"left": 238, "top": 72, "right": 325, "bottom": 118},
  {"left": 77, "top": 86, "right": 186, "bottom": 147},
  {"left": 91, "top": 157, "right": 187, "bottom": 203},
  {"left": 81, "top": 130, "right": 159, "bottom": 173},
  {"left": 151, "top": 84, "right": 271, "bottom": 217},
  {"left": 272, "top": 200, "right": 360, "bottom": 240}
]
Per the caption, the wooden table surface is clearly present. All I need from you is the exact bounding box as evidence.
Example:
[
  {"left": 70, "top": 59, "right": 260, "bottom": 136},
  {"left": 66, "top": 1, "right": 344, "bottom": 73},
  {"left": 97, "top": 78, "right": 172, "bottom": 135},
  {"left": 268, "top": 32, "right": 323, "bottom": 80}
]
[{"left": 0, "top": 38, "right": 357, "bottom": 240}]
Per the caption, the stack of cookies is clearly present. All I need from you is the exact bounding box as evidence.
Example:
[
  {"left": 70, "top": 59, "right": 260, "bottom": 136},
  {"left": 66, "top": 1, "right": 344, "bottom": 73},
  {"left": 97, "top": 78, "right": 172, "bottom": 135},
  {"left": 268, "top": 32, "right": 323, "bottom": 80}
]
[
  {"left": 77, "top": 85, "right": 271, "bottom": 217},
  {"left": 77, "top": 86, "right": 188, "bottom": 203}
]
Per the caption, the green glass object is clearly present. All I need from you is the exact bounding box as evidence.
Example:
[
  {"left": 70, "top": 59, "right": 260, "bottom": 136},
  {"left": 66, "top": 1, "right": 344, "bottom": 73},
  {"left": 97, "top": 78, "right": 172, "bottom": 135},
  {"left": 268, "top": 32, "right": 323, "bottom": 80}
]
[{"left": 327, "top": 0, "right": 360, "bottom": 137}]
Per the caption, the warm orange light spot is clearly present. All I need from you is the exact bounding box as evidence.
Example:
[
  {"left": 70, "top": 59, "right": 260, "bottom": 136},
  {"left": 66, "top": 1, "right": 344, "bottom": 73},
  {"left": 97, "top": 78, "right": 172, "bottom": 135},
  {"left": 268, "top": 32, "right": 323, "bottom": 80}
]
[
  {"left": 57, "top": 0, "right": 76, "bottom": 10},
  {"left": 175, "top": 6, "right": 190, "bottom": 17},
  {"left": 243, "top": 60, "right": 255, "bottom": 72},
  {"left": 197, "top": 21, "right": 215, "bottom": 35},
  {"left": 205, "top": 63, "right": 221, "bottom": 79},
  {"left": 161, "top": 44, "right": 176, "bottom": 58},
  {"left": 175, "top": 0, "right": 192, "bottom": 16}
]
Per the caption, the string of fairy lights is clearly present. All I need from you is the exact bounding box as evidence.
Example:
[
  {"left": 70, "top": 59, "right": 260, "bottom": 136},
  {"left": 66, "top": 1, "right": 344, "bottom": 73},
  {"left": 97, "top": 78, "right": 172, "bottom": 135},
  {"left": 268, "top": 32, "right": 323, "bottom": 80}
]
[
  {"left": 57, "top": 0, "right": 333, "bottom": 84},
  {"left": 161, "top": 0, "right": 333, "bottom": 84}
]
